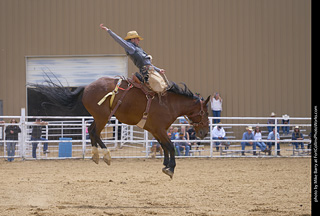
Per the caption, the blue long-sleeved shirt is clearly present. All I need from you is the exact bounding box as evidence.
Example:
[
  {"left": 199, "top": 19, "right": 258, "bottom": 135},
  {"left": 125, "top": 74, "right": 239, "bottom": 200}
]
[
  {"left": 107, "top": 29, "right": 160, "bottom": 72},
  {"left": 241, "top": 131, "right": 255, "bottom": 143},
  {"left": 267, "top": 131, "right": 280, "bottom": 140}
]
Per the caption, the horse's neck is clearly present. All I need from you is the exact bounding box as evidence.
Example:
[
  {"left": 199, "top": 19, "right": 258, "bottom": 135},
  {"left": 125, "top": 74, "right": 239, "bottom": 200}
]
[{"left": 172, "top": 95, "right": 198, "bottom": 117}]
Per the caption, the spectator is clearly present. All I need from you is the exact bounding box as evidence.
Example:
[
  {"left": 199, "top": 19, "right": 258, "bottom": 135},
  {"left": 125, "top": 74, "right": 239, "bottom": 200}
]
[
  {"left": 212, "top": 123, "right": 227, "bottom": 151},
  {"left": 31, "top": 119, "right": 49, "bottom": 158},
  {"left": 187, "top": 126, "right": 196, "bottom": 142},
  {"left": 253, "top": 126, "right": 269, "bottom": 153},
  {"left": 267, "top": 112, "right": 280, "bottom": 133},
  {"left": 167, "top": 126, "right": 173, "bottom": 139},
  {"left": 175, "top": 132, "right": 191, "bottom": 156},
  {"left": 0, "top": 121, "right": 4, "bottom": 152},
  {"left": 179, "top": 117, "right": 188, "bottom": 124},
  {"left": 292, "top": 126, "right": 304, "bottom": 150},
  {"left": 187, "top": 126, "right": 199, "bottom": 144},
  {"left": 241, "top": 126, "right": 256, "bottom": 156},
  {"left": 210, "top": 93, "right": 223, "bottom": 124},
  {"left": 150, "top": 138, "right": 163, "bottom": 159},
  {"left": 308, "top": 132, "right": 311, "bottom": 149},
  {"left": 5, "top": 119, "right": 21, "bottom": 162},
  {"left": 171, "top": 127, "right": 179, "bottom": 140},
  {"left": 281, "top": 114, "right": 290, "bottom": 135},
  {"left": 187, "top": 126, "right": 202, "bottom": 150},
  {"left": 267, "top": 128, "right": 281, "bottom": 156},
  {"left": 180, "top": 125, "right": 190, "bottom": 140}
]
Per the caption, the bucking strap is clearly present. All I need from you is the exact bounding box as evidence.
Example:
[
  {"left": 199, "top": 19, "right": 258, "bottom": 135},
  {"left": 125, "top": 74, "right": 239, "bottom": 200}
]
[{"left": 97, "top": 79, "right": 123, "bottom": 107}]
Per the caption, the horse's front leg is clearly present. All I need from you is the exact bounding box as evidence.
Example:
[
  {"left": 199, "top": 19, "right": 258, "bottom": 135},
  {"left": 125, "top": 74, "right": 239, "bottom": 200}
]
[
  {"left": 160, "top": 144, "right": 169, "bottom": 168},
  {"left": 153, "top": 131, "right": 174, "bottom": 178},
  {"left": 162, "top": 141, "right": 176, "bottom": 179},
  {"left": 159, "top": 140, "right": 175, "bottom": 179}
]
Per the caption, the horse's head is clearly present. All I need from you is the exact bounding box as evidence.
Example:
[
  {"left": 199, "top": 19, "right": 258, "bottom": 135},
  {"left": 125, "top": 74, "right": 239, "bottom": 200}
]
[{"left": 187, "top": 96, "right": 210, "bottom": 139}]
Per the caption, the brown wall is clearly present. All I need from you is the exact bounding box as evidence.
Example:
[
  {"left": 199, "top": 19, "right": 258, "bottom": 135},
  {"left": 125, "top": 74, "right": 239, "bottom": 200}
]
[{"left": 0, "top": 0, "right": 311, "bottom": 117}]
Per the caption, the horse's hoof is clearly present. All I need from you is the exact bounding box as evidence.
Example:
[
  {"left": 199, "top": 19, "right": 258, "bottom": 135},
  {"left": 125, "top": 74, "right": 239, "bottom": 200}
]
[
  {"left": 162, "top": 168, "right": 174, "bottom": 179},
  {"left": 92, "top": 155, "right": 99, "bottom": 164},
  {"left": 92, "top": 146, "right": 99, "bottom": 164},
  {"left": 103, "top": 149, "right": 111, "bottom": 166}
]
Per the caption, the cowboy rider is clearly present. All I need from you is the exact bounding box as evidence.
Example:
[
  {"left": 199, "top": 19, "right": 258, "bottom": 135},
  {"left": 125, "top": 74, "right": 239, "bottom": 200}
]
[{"left": 100, "top": 24, "right": 165, "bottom": 83}]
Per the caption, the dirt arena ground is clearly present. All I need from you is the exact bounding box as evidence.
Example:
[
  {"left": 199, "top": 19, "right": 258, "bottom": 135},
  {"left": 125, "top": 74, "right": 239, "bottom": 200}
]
[{"left": 0, "top": 157, "right": 311, "bottom": 215}]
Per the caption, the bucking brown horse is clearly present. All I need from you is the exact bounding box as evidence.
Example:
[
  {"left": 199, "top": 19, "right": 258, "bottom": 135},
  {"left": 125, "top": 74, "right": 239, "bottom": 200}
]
[{"left": 33, "top": 76, "right": 210, "bottom": 178}]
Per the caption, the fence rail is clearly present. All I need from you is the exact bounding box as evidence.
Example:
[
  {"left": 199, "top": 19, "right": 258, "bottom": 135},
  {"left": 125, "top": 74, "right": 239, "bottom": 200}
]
[{"left": 0, "top": 109, "right": 312, "bottom": 160}]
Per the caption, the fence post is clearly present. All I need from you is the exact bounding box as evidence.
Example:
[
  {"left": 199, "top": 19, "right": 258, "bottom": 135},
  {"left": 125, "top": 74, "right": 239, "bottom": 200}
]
[
  {"left": 209, "top": 117, "right": 213, "bottom": 157},
  {"left": 20, "top": 108, "right": 26, "bottom": 159},
  {"left": 61, "top": 121, "right": 64, "bottom": 138},
  {"left": 145, "top": 130, "right": 149, "bottom": 158},
  {"left": 275, "top": 118, "right": 278, "bottom": 156},
  {"left": 115, "top": 118, "right": 119, "bottom": 148},
  {"left": 81, "top": 118, "right": 86, "bottom": 159}
]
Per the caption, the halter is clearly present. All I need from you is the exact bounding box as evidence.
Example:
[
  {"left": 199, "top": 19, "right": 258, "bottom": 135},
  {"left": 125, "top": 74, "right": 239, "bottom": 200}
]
[{"left": 184, "top": 100, "right": 208, "bottom": 127}]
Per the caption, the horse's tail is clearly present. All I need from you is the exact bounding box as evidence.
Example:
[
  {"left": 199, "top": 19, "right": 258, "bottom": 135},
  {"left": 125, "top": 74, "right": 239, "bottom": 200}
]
[{"left": 29, "top": 78, "right": 89, "bottom": 116}]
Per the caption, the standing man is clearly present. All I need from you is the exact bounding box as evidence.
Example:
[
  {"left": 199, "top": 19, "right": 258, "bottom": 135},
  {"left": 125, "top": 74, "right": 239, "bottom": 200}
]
[
  {"left": 31, "top": 119, "right": 49, "bottom": 158},
  {"left": 210, "top": 93, "right": 223, "bottom": 124},
  {"left": 100, "top": 24, "right": 165, "bottom": 83},
  {"left": 5, "top": 119, "right": 21, "bottom": 162}
]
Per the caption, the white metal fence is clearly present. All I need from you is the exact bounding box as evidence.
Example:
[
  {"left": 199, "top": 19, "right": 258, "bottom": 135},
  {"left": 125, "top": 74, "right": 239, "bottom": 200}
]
[{"left": 0, "top": 109, "right": 312, "bottom": 161}]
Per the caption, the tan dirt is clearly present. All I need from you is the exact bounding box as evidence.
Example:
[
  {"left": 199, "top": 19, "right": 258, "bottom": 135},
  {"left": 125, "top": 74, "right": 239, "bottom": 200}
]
[{"left": 0, "top": 157, "right": 311, "bottom": 215}]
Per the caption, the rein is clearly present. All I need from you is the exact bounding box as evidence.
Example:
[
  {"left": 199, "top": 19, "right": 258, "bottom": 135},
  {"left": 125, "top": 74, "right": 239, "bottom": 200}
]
[
  {"left": 127, "top": 78, "right": 156, "bottom": 129},
  {"left": 184, "top": 100, "right": 208, "bottom": 127}
]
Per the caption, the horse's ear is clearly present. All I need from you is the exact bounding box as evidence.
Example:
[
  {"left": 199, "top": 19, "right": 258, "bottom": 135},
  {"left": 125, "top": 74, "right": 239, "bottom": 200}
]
[{"left": 204, "top": 96, "right": 210, "bottom": 105}]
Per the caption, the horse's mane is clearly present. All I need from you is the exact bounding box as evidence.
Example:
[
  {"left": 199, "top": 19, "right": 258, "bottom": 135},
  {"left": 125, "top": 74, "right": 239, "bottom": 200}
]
[{"left": 168, "top": 82, "right": 199, "bottom": 100}]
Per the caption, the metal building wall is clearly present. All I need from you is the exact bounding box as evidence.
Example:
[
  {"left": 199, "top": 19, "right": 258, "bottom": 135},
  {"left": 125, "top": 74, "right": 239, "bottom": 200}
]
[{"left": 0, "top": 0, "right": 311, "bottom": 117}]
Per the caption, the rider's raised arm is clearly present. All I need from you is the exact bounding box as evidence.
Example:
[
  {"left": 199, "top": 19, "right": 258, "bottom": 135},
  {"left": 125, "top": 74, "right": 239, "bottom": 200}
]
[{"left": 107, "top": 29, "right": 135, "bottom": 55}]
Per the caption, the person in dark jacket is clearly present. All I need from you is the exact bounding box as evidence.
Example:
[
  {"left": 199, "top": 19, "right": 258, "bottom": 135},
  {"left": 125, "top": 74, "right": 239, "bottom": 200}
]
[
  {"left": 5, "top": 119, "right": 21, "bottom": 162},
  {"left": 292, "top": 126, "right": 304, "bottom": 150},
  {"left": 31, "top": 119, "right": 49, "bottom": 158}
]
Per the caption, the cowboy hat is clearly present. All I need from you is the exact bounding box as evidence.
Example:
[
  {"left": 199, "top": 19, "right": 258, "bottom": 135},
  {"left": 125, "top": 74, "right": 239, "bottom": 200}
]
[
  {"left": 246, "top": 126, "right": 253, "bottom": 131},
  {"left": 282, "top": 114, "right": 290, "bottom": 120},
  {"left": 124, "top": 31, "right": 144, "bottom": 40},
  {"left": 270, "top": 112, "right": 276, "bottom": 117}
]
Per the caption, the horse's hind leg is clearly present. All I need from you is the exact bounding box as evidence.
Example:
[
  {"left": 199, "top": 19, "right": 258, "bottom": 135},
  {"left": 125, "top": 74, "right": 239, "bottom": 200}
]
[{"left": 89, "top": 121, "right": 100, "bottom": 164}]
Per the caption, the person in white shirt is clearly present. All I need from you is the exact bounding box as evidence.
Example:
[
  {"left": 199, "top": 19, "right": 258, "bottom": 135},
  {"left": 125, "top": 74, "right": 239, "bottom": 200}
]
[
  {"left": 210, "top": 93, "right": 223, "bottom": 124},
  {"left": 211, "top": 124, "right": 227, "bottom": 151},
  {"left": 253, "top": 126, "right": 269, "bottom": 154}
]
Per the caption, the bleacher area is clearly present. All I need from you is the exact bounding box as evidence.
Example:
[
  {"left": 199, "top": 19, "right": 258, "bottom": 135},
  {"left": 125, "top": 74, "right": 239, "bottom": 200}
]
[
  {"left": 209, "top": 123, "right": 311, "bottom": 157},
  {"left": 0, "top": 115, "right": 312, "bottom": 160}
]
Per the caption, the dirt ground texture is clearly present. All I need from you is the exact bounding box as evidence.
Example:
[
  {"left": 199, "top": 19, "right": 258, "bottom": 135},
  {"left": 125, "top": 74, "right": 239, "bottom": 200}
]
[{"left": 0, "top": 157, "right": 311, "bottom": 216}]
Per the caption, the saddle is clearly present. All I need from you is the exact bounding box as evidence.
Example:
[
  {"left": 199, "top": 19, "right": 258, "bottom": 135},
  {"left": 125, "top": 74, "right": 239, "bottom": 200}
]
[
  {"left": 97, "top": 73, "right": 170, "bottom": 130},
  {"left": 133, "top": 67, "right": 169, "bottom": 94}
]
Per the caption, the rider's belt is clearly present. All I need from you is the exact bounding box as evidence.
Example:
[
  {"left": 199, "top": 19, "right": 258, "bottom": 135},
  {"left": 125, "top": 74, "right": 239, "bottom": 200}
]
[{"left": 140, "top": 65, "right": 154, "bottom": 72}]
